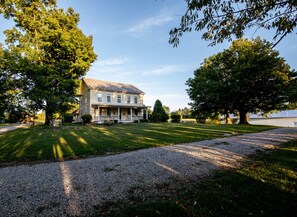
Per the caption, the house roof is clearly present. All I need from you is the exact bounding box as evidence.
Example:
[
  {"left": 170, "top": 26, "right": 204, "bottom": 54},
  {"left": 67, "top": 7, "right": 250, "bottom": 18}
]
[{"left": 82, "top": 78, "right": 145, "bottom": 94}]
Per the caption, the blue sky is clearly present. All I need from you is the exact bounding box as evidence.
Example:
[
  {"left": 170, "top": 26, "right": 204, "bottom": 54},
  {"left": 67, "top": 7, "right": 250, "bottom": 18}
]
[{"left": 1, "top": 0, "right": 296, "bottom": 112}]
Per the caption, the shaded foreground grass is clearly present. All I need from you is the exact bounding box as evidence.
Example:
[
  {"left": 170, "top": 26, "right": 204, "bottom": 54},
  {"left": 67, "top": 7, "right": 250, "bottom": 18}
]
[
  {"left": 0, "top": 123, "right": 275, "bottom": 164},
  {"left": 103, "top": 139, "right": 297, "bottom": 217}
]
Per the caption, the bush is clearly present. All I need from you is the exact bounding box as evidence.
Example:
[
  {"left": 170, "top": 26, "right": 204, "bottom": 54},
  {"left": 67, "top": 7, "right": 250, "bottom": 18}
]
[
  {"left": 171, "top": 114, "right": 181, "bottom": 123},
  {"left": 140, "top": 119, "right": 149, "bottom": 123},
  {"left": 104, "top": 120, "right": 113, "bottom": 126},
  {"left": 151, "top": 100, "right": 169, "bottom": 122},
  {"left": 81, "top": 114, "right": 92, "bottom": 124},
  {"left": 114, "top": 120, "right": 118, "bottom": 124},
  {"left": 63, "top": 113, "right": 74, "bottom": 123},
  {"left": 232, "top": 118, "right": 238, "bottom": 124},
  {"left": 196, "top": 117, "right": 207, "bottom": 124}
]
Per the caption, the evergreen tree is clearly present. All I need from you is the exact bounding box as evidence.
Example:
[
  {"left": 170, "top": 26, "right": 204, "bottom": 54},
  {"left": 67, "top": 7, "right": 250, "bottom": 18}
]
[{"left": 151, "top": 99, "right": 169, "bottom": 122}]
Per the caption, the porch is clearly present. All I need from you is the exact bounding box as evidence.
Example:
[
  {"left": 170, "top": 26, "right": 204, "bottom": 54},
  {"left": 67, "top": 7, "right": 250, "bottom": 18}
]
[{"left": 92, "top": 105, "right": 148, "bottom": 123}]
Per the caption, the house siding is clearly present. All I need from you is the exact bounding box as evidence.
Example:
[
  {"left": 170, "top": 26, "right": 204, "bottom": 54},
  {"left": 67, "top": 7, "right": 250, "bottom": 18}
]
[
  {"left": 90, "top": 90, "right": 144, "bottom": 107},
  {"left": 77, "top": 78, "right": 147, "bottom": 123}
]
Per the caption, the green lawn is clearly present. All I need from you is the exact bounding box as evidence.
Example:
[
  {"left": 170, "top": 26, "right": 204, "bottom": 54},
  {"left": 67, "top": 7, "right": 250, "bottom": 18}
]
[
  {"left": 101, "top": 139, "right": 297, "bottom": 217},
  {"left": 0, "top": 123, "right": 275, "bottom": 163}
]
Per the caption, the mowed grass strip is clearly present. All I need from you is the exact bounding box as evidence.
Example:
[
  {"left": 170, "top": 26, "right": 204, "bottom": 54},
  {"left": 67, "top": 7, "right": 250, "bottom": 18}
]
[
  {"left": 101, "top": 139, "right": 297, "bottom": 217},
  {"left": 0, "top": 123, "right": 275, "bottom": 163}
]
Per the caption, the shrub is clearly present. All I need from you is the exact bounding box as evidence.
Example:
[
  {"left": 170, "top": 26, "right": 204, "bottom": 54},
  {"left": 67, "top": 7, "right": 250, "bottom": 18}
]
[
  {"left": 140, "top": 119, "right": 149, "bottom": 123},
  {"left": 171, "top": 114, "right": 181, "bottom": 123},
  {"left": 104, "top": 120, "right": 113, "bottom": 126},
  {"left": 151, "top": 100, "right": 169, "bottom": 122},
  {"left": 114, "top": 120, "right": 118, "bottom": 124},
  {"left": 63, "top": 113, "right": 74, "bottom": 123},
  {"left": 232, "top": 118, "right": 239, "bottom": 124},
  {"left": 81, "top": 114, "right": 92, "bottom": 124}
]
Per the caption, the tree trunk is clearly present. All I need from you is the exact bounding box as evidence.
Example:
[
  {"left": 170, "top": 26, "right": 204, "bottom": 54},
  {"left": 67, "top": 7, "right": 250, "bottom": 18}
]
[
  {"left": 225, "top": 113, "right": 232, "bottom": 124},
  {"left": 238, "top": 111, "right": 249, "bottom": 124},
  {"left": 45, "top": 108, "right": 53, "bottom": 125}
]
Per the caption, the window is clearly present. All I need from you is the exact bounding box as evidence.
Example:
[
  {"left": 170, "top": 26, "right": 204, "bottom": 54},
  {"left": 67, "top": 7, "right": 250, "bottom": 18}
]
[
  {"left": 117, "top": 95, "right": 122, "bottom": 103},
  {"left": 127, "top": 95, "right": 131, "bottom": 104},
  {"left": 134, "top": 96, "right": 138, "bottom": 104},
  {"left": 97, "top": 94, "right": 102, "bottom": 102},
  {"left": 107, "top": 94, "right": 111, "bottom": 103},
  {"left": 84, "top": 96, "right": 87, "bottom": 103}
]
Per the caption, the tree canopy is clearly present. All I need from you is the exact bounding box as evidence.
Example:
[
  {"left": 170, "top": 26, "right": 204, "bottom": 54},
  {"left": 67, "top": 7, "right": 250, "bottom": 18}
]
[
  {"left": 0, "top": 0, "right": 97, "bottom": 124},
  {"left": 169, "top": 0, "right": 297, "bottom": 47},
  {"left": 187, "top": 38, "right": 296, "bottom": 124}
]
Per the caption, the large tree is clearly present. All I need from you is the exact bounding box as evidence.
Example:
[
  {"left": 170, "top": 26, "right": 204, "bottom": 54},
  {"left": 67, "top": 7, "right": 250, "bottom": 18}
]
[
  {"left": 169, "top": 0, "right": 297, "bottom": 47},
  {"left": 0, "top": 0, "right": 97, "bottom": 124},
  {"left": 187, "top": 38, "right": 296, "bottom": 124},
  {"left": 187, "top": 52, "right": 235, "bottom": 122},
  {"left": 0, "top": 44, "right": 25, "bottom": 120}
]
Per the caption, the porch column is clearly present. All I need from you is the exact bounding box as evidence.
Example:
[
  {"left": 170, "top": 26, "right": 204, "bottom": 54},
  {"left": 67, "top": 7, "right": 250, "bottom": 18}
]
[
  {"left": 98, "top": 107, "right": 100, "bottom": 122},
  {"left": 130, "top": 108, "right": 133, "bottom": 122},
  {"left": 141, "top": 109, "right": 143, "bottom": 119},
  {"left": 118, "top": 107, "right": 120, "bottom": 122},
  {"left": 146, "top": 108, "right": 148, "bottom": 120},
  {"left": 93, "top": 108, "right": 96, "bottom": 122}
]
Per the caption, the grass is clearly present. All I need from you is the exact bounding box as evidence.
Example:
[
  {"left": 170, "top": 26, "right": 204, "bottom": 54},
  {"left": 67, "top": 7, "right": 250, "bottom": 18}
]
[
  {"left": 100, "top": 139, "right": 297, "bottom": 217},
  {"left": 0, "top": 122, "right": 275, "bottom": 163}
]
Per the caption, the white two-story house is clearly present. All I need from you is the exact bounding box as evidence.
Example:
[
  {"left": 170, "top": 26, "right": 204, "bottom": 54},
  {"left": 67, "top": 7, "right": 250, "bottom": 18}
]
[{"left": 78, "top": 77, "right": 148, "bottom": 123}]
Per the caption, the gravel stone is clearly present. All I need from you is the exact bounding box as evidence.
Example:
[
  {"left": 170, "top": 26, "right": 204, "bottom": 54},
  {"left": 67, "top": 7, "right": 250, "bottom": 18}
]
[{"left": 0, "top": 128, "right": 296, "bottom": 216}]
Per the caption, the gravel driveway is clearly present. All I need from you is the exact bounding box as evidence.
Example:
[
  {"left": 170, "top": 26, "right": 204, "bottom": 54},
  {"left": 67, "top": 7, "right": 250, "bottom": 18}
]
[
  {"left": 0, "top": 128, "right": 296, "bottom": 216},
  {"left": 0, "top": 124, "right": 29, "bottom": 134}
]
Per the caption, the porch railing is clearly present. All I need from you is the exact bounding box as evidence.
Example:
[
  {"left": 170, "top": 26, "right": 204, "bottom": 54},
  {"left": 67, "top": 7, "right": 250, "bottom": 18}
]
[{"left": 93, "top": 115, "right": 143, "bottom": 122}]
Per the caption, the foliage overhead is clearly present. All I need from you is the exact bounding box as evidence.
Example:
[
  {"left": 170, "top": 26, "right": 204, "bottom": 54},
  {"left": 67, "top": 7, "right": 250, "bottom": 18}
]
[
  {"left": 169, "top": 0, "right": 297, "bottom": 47},
  {"left": 0, "top": 0, "right": 97, "bottom": 124},
  {"left": 151, "top": 99, "right": 169, "bottom": 122},
  {"left": 187, "top": 38, "right": 296, "bottom": 124}
]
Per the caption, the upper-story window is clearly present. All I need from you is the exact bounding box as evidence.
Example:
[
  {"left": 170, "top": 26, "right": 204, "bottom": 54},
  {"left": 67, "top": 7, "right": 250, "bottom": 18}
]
[
  {"left": 117, "top": 95, "right": 122, "bottom": 103},
  {"left": 127, "top": 95, "right": 131, "bottom": 104},
  {"left": 107, "top": 94, "right": 111, "bottom": 103},
  {"left": 97, "top": 94, "right": 102, "bottom": 102},
  {"left": 134, "top": 96, "right": 138, "bottom": 104}
]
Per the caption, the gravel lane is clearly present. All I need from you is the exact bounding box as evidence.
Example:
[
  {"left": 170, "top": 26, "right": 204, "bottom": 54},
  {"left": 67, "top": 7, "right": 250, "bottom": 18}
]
[
  {"left": 0, "top": 128, "right": 296, "bottom": 216},
  {"left": 0, "top": 124, "right": 30, "bottom": 134}
]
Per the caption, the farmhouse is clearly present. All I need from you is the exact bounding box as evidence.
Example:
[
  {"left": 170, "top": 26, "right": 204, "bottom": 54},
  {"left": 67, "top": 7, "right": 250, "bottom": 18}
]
[{"left": 77, "top": 77, "right": 148, "bottom": 123}]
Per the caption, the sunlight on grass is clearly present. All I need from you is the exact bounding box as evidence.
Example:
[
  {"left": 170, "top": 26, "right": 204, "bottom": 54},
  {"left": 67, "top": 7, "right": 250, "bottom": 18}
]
[
  {"left": 53, "top": 144, "right": 63, "bottom": 159},
  {"left": 15, "top": 141, "right": 32, "bottom": 158},
  {"left": 38, "top": 150, "right": 43, "bottom": 157},
  {"left": 0, "top": 123, "right": 276, "bottom": 163},
  {"left": 95, "top": 127, "right": 114, "bottom": 136},
  {"left": 59, "top": 137, "right": 76, "bottom": 157}
]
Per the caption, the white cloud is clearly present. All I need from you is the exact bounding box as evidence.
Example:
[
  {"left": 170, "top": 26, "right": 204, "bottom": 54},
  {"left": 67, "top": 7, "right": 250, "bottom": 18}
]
[
  {"left": 127, "top": 10, "right": 173, "bottom": 36},
  {"left": 87, "top": 57, "right": 133, "bottom": 79},
  {"left": 142, "top": 65, "right": 188, "bottom": 76}
]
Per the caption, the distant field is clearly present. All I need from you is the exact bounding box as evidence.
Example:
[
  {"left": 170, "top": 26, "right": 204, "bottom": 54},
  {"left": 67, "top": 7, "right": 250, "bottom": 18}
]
[
  {"left": 250, "top": 117, "right": 297, "bottom": 127},
  {"left": 0, "top": 123, "right": 275, "bottom": 164}
]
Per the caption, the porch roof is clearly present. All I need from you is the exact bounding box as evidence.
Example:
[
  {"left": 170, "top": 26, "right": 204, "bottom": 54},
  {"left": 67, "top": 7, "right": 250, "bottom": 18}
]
[{"left": 91, "top": 104, "right": 148, "bottom": 109}]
